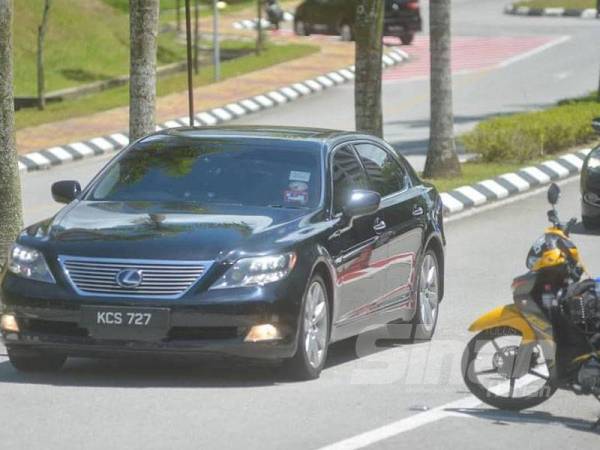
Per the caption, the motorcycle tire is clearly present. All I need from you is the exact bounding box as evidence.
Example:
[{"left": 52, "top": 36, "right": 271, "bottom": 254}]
[{"left": 462, "top": 327, "right": 557, "bottom": 411}]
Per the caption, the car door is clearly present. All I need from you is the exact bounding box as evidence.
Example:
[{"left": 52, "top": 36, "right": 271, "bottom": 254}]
[
  {"left": 327, "top": 144, "right": 389, "bottom": 339},
  {"left": 354, "top": 142, "right": 426, "bottom": 325}
]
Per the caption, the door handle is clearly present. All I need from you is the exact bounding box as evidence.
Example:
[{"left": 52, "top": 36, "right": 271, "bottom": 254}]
[
  {"left": 373, "top": 218, "right": 387, "bottom": 233},
  {"left": 412, "top": 206, "right": 424, "bottom": 217}
]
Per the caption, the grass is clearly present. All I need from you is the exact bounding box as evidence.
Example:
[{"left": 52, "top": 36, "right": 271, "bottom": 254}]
[
  {"left": 427, "top": 90, "right": 600, "bottom": 192},
  {"left": 513, "top": 0, "right": 596, "bottom": 8},
  {"left": 461, "top": 92, "right": 600, "bottom": 163},
  {"left": 13, "top": 0, "right": 187, "bottom": 96},
  {"left": 422, "top": 161, "right": 534, "bottom": 193},
  {"left": 15, "top": 42, "right": 318, "bottom": 130}
]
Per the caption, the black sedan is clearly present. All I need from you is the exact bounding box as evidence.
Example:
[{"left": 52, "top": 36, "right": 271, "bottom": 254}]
[
  {"left": 0, "top": 127, "right": 445, "bottom": 379},
  {"left": 294, "top": 0, "right": 422, "bottom": 45},
  {"left": 581, "top": 117, "right": 600, "bottom": 229}
]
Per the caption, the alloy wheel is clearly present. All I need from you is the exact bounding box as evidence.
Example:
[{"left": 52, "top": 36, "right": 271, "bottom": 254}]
[
  {"left": 419, "top": 253, "right": 439, "bottom": 332},
  {"left": 303, "top": 281, "right": 329, "bottom": 369}
]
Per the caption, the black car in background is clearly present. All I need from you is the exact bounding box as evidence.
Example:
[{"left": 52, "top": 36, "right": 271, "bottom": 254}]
[
  {"left": 0, "top": 127, "right": 445, "bottom": 380},
  {"left": 581, "top": 118, "right": 600, "bottom": 228},
  {"left": 294, "top": 0, "right": 422, "bottom": 45}
]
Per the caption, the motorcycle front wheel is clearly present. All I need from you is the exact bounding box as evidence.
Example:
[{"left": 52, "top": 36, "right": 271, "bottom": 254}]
[{"left": 462, "top": 327, "right": 557, "bottom": 411}]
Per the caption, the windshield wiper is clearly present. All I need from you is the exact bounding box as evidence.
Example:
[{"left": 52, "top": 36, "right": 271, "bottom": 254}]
[{"left": 267, "top": 204, "right": 307, "bottom": 210}]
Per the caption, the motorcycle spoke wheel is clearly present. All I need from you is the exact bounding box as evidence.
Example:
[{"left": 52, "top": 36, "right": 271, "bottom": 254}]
[{"left": 462, "top": 327, "right": 557, "bottom": 411}]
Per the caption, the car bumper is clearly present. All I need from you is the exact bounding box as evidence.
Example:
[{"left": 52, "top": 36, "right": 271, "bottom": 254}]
[
  {"left": 0, "top": 273, "right": 303, "bottom": 360},
  {"left": 384, "top": 18, "right": 422, "bottom": 34}
]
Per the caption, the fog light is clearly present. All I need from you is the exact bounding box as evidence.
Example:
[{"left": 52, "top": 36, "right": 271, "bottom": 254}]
[
  {"left": 244, "top": 324, "right": 281, "bottom": 342},
  {"left": 0, "top": 314, "right": 19, "bottom": 333}
]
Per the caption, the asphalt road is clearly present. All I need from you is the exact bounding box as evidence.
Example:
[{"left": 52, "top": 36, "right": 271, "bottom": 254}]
[{"left": 3, "top": 0, "right": 600, "bottom": 448}]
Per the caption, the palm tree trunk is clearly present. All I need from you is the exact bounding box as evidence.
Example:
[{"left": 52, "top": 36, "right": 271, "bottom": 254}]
[
  {"left": 129, "top": 0, "right": 159, "bottom": 142},
  {"left": 354, "top": 0, "right": 384, "bottom": 138},
  {"left": 0, "top": 0, "right": 23, "bottom": 264},
  {"left": 423, "top": 0, "right": 461, "bottom": 178},
  {"left": 36, "top": 0, "right": 51, "bottom": 111}
]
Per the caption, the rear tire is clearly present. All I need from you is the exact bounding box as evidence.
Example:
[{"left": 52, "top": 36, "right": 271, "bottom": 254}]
[
  {"left": 8, "top": 349, "right": 66, "bottom": 372},
  {"left": 284, "top": 275, "right": 330, "bottom": 380},
  {"left": 294, "top": 20, "right": 310, "bottom": 36},
  {"left": 409, "top": 250, "right": 440, "bottom": 342},
  {"left": 400, "top": 33, "right": 414, "bottom": 45}
]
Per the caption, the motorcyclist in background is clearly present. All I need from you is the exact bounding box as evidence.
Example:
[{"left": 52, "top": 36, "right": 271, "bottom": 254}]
[{"left": 265, "top": 0, "right": 284, "bottom": 30}]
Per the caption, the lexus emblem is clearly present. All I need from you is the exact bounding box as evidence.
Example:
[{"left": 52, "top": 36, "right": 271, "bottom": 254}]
[{"left": 115, "top": 269, "right": 143, "bottom": 289}]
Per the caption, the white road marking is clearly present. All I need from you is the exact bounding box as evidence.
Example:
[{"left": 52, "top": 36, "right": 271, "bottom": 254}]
[
  {"left": 497, "top": 35, "right": 572, "bottom": 69},
  {"left": 318, "top": 375, "right": 539, "bottom": 450},
  {"left": 553, "top": 71, "right": 573, "bottom": 81}
]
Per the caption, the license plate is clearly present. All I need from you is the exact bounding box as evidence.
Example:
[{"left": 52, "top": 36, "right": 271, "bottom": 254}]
[{"left": 81, "top": 306, "right": 170, "bottom": 334}]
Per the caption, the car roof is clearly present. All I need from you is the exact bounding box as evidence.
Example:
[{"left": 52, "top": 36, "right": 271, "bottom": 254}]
[{"left": 142, "top": 126, "right": 373, "bottom": 146}]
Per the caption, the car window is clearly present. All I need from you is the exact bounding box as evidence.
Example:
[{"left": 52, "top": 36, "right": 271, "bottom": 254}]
[
  {"left": 88, "top": 137, "right": 322, "bottom": 209},
  {"left": 331, "top": 145, "right": 369, "bottom": 214},
  {"left": 355, "top": 143, "right": 406, "bottom": 197}
]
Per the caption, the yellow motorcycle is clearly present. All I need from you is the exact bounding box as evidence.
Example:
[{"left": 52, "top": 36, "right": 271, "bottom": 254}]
[{"left": 462, "top": 184, "right": 600, "bottom": 422}]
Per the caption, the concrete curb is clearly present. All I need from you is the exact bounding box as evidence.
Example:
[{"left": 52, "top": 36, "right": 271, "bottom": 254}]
[
  {"left": 17, "top": 48, "right": 409, "bottom": 174},
  {"left": 441, "top": 148, "right": 591, "bottom": 216},
  {"left": 232, "top": 11, "right": 294, "bottom": 30},
  {"left": 504, "top": 4, "right": 598, "bottom": 18}
]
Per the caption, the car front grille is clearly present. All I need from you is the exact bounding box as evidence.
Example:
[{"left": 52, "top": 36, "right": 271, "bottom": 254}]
[{"left": 59, "top": 256, "right": 212, "bottom": 299}]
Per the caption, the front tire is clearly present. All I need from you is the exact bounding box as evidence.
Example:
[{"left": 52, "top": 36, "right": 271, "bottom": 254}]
[
  {"left": 339, "top": 23, "right": 353, "bottom": 42},
  {"left": 8, "top": 349, "right": 66, "bottom": 372},
  {"left": 583, "top": 216, "right": 599, "bottom": 230},
  {"left": 409, "top": 250, "right": 440, "bottom": 341},
  {"left": 462, "top": 328, "right": 557, "bottom": 411},
  {"left": 284, "top": 275, "right": 330, "bottom": 380}
]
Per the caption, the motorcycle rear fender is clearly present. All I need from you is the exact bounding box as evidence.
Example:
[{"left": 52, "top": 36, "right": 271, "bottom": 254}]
[{"left": 468, "top": 305, "right": 536, "bottom": 343}]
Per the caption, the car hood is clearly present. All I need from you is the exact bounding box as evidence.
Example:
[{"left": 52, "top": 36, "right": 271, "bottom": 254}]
[{"left": 22, "top": 201, "right": 322, "bottom": 261}]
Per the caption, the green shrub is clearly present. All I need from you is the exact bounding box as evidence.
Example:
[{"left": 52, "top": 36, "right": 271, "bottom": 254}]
[{"left": 462, "top": 96, "right": 600, "bottom": 163}]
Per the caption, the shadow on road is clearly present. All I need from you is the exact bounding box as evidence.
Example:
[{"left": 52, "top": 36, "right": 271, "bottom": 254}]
[
  {"left": 445, "top": 408, "right": 600, "bottom": 434},
  {"left": 0, "top": 333, "right": 410, "bottom": 388}
]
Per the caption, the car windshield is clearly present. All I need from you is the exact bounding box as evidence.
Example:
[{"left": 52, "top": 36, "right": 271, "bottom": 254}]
[{"left": 87, "top": 135, "right": 322, "bottom": 209}]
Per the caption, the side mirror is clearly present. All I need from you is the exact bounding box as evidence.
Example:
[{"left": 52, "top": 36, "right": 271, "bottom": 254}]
[
  {"left": 547, "top": 183, "right": 560, "bottom": 206},
  {"left": 343, "top": 190, "right": 381, "bottom": 218},
  {"left": 51, "top": 180, "right": 81, "bottom": 204},
  {"left": 592, "top": 117, "right": 600, "bottom": 135}
]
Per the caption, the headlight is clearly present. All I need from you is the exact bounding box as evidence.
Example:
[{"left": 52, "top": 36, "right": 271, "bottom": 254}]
[
  {"left": 584, "top": 192, "right": 600, "bottom": 203},
  {"left": 7, "top": 243, "right": 56, "bottom": 284},
  {"left": 210, "top": 253, "right": 297, "bottom": 289},
  {"left": 587, "top": 156, "right": 600, "bottom": 171}
]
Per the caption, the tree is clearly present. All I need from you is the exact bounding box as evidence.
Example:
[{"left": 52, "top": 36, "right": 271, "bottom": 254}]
[
  {"left": 423, "top": 0, "right": 461, "bottom": 178},
  {"left": 193, "top": 0, "right": 200, "bottom": 74},
  {"left": 256, "top": 0, "right": 264, "bottom": 55},
  {"left": 129, "top": 0, "right": 159, "bottom": 141},
  {"left": 36, "top": 0, "right": 51, "bottom": 110},
  {"left": 354, "top": 0, "right": 384, "bottom": 138},
  {"left": 0, "top": 0, "right": 23, "bottom": 264}
]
